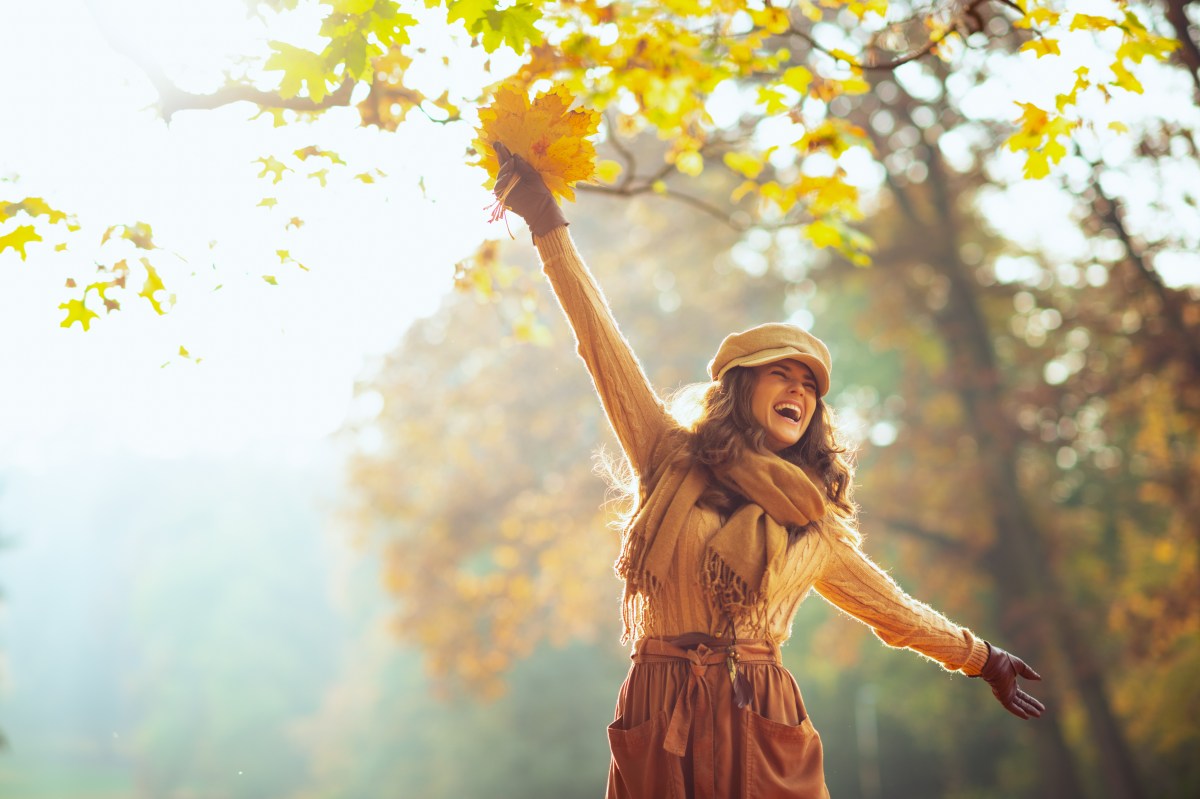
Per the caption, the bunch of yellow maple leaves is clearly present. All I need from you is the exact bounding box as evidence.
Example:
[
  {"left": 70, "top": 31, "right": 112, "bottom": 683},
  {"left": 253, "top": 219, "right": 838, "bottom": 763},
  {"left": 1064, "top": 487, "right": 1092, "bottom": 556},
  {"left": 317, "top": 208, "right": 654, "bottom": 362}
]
[{"left": 473, "top": 84, "right": 600, "bottom": 222}]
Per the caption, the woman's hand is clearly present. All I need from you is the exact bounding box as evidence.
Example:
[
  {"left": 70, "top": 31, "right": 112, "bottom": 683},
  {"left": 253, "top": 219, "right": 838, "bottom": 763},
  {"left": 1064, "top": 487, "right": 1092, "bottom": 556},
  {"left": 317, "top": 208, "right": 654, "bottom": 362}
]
[
  {"left": 492, "top": 142, "right": 568, "bottom": 237},
  {"left": 978, "top": 643, "right": 1046, "bottom": 719}
]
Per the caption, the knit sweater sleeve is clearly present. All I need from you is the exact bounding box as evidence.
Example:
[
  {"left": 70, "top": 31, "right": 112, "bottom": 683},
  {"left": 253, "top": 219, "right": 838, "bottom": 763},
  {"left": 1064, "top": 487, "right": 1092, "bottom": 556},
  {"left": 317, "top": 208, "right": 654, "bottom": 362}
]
[
  {"left": 533, "top": 226, "right": 674, "bottom": 476},
  {"left": 813, "top": 535, "right": 991, "bottom": 675}
]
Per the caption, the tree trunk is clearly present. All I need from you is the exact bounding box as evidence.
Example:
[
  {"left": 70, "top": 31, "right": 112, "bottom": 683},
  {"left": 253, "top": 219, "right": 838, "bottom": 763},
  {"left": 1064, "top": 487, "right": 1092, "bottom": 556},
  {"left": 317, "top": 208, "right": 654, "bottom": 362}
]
[
  {"left": 916, "top": 143, "right": 1148, "bottom": 798},
  {"left": 854, "top": 84, "right": 1149, "bottom": 793}
]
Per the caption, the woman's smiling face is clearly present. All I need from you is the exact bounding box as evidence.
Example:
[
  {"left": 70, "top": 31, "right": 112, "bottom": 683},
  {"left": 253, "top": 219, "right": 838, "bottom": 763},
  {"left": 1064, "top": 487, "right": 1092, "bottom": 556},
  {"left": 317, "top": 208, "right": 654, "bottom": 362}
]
[{"left": 749, "top": 359, "right": 818, "bottom": 451}]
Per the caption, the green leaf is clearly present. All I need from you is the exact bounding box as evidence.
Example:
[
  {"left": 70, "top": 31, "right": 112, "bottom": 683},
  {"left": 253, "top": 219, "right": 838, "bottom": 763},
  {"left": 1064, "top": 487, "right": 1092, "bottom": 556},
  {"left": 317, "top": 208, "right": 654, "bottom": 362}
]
[
  {"left": 369, "top": 7, "right": 416, "bottom": 49},
  {"left": 329, "top": 0, "right": 375, "bottom": 13},
  {"left": 0, "top": 224, "right": 42, "bottom": 260},
  {"left": 455, "top": 1, "right": 541, "bottom": 55},
  {"left": 264, "top": 41, "right": 332, "bottom": 102},
  {"left": 447, "top": 0, "right": 495, "bottom": 29}
]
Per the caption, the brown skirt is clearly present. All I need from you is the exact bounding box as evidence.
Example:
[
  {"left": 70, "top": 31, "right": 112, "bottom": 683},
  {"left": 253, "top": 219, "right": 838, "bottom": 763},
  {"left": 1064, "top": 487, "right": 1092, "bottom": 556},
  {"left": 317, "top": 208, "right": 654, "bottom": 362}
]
[{"left": 606, "top": 634, "right": 829, "bottom": 799}]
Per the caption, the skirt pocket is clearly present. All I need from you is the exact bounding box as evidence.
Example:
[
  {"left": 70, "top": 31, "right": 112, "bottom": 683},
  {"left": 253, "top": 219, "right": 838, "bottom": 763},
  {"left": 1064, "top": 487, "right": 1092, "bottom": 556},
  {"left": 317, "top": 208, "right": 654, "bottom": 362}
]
[
  {"left": 742, "top": 709, "right": 829, "bottom": 798},
  {"left": 607, "top": 710, "right": 680, "bottom": 799}
]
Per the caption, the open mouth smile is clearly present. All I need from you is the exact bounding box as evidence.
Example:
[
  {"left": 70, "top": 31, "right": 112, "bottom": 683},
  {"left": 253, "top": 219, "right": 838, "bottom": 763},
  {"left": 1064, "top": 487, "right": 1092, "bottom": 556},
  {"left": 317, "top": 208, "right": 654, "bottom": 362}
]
[{"left": 773, "top": 402, "right": 803, "bottom": 424}]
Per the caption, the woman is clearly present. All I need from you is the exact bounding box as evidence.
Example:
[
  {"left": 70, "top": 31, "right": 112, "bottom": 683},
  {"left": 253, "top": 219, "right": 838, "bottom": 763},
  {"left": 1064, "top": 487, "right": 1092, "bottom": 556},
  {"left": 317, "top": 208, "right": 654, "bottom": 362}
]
[{"left": 490, "top": 144, "right": 1044, "bottom": 799}]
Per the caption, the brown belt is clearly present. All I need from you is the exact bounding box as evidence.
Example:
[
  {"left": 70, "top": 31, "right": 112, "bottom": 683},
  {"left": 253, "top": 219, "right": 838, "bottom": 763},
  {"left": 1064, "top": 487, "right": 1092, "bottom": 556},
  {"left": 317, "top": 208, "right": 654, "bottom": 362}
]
[{"left": 632, "top": 634, "right": 781, "bottom": 763}]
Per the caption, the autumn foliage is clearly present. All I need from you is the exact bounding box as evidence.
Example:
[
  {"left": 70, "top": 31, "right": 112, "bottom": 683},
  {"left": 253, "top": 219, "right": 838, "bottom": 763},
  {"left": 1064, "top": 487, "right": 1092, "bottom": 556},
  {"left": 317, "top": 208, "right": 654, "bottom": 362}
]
[{"left": 474, "top": 83, "right": 601, "bottom": 203}]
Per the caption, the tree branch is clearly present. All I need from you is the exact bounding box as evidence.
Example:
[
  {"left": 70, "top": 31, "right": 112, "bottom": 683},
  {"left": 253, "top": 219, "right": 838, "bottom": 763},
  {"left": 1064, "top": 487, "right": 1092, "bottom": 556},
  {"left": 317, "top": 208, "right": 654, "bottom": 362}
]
[
  {"left": 872, "top": 515, "right": 976, "bottom": 555},
  {"left": 160, "top": 79, "right": 358, "bottom": 120},
  {"left": 1086, "top": 162, "right": 1200, "bottom": 379},
  {"left": 578, "top": 181, "right": 750, "bottom": 231},
  {"left": 85, "top": 0, "right": 357, "bottom": 120},
  {"left": 1162, "top": 0, "right": 1200, "bottom": 98},
  {"left": 786, "top": 0, "right": 1023, "bottom": 72}
]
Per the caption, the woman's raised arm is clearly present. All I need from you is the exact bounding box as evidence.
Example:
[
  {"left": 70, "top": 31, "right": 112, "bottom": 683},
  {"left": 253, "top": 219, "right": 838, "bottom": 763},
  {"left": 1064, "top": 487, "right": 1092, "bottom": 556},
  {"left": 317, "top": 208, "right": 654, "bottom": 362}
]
[{"left": 494, "top": 147, "right": 675, "bottom": 476}]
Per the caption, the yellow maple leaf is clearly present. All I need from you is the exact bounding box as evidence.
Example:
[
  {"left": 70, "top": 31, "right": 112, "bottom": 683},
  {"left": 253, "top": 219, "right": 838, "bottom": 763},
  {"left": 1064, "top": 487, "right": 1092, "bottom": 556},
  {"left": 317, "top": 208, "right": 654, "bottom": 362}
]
[
  {"left": 0, "top": 224, "right": 42, "bottom": 260},
  {"left": 140, "top": 260, "right": 168, "bottom": 315},
  {"left": 1020, "top": 38, "right": 1061, "bottom": 58},
  {"left": 59, "top": 298, "right": 99, "bottom": 331},
  {"left": 474, "top": 83, "right": 600, "bottom": 204}
]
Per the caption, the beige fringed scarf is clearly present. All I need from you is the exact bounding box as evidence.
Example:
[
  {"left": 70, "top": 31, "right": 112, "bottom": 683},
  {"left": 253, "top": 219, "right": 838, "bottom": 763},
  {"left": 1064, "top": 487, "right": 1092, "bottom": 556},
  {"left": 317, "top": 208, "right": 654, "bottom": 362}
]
[{"left": 615, "top": 446, "right": 828, "bottom": 642}]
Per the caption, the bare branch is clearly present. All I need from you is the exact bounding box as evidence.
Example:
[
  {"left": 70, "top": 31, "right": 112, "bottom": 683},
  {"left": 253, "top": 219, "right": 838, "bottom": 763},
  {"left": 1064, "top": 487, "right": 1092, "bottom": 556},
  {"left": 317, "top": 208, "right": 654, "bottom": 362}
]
[
  {"left": 601, "top": 112, "right": 640, "bottom": 191},
  {"left": 787, "top": 0, "right": 1023, "bottom": 72},
  {"left": 873, "top": 515, "right": 977, "bottom": 555},
  {"left": 1084, "top": 159, "right": 1200, "bottom": 378},
  {"left": 160, "top": 79, "right": 357, "bottom": 120},
  {"left": 578, "top": 181, "right": 750, "bottom": 231},
  {"left": 85, "top": 0, "right": 356, "bottom": 120}
]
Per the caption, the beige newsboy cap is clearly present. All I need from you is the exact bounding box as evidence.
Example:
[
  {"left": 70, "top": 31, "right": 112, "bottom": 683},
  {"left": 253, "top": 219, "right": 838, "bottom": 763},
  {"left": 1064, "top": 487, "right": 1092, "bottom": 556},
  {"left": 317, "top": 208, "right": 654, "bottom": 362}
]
[{"left": 707, "top": 322, "right": 832, "bottom": 396}]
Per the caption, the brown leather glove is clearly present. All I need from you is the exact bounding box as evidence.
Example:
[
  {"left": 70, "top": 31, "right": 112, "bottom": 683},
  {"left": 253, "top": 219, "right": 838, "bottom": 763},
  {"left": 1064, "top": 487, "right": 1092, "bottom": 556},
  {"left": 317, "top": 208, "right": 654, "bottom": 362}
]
[
  {"left": 977, "top": 642, "right": 1046, "bottom": 720},
  {"left": 492, "top": 142, "right": 568, "bottom": 237}
]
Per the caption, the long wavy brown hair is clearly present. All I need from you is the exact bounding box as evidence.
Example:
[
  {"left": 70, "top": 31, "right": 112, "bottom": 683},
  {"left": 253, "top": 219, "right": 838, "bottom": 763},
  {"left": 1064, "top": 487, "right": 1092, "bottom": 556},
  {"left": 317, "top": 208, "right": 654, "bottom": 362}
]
[
  {"left": 688, "top": 365, "right": 857, "bottom": 525},
  {"left": 599, "top": 364, "right": 857, "bottom": 534}
]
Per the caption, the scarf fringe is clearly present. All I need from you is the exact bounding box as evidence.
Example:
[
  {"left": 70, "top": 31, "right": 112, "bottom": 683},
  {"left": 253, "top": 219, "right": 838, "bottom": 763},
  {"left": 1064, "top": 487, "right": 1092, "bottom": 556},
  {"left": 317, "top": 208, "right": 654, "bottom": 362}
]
[
  {"left": 618, "top": 576, "right": 660, "bottom": 644},
  {"left": 616, "top": 517, "right": 658, "bottom": 643},
  {"left": 701, "top": 548, "right": 770, "bottom": 635}
]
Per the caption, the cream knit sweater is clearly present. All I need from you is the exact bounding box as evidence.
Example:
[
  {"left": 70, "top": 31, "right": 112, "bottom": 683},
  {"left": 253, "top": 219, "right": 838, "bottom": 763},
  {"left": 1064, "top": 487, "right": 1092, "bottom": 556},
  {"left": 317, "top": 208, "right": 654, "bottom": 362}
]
[{"left": 535, "top": 226, "right": 989, "bottom": 676}]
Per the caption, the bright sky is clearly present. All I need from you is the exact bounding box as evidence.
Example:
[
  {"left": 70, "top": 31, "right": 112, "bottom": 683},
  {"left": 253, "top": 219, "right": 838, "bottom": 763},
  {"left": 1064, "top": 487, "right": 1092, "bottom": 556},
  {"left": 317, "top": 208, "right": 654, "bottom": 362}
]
[
  {"left": 2, "top": 1, "right": 1196, "bottom": 473},
  {"left": 1, "top": 0, "right": 502, "bottom": 472}
]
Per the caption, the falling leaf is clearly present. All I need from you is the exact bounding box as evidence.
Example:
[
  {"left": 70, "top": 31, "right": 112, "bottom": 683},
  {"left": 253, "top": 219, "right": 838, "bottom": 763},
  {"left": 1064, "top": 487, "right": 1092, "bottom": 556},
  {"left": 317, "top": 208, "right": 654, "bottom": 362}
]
[
  {"left": 294, "top": 145, "right": 346, "bottom": 164},
  {"left": 474, "top": 83, "right": 600, "bottom": 204},
  {"left": 354, "top": 172, "right": 376, "bottom": 183},
  {"left": 140, "top": 260, "right": 168, "bottom": 314},
  {"left": 0, "top": 225, "right": 42, "bottom": 260},
  {"left": 59, "top": 298, "right": 98, "bottom": 331},
  {"left": 263, "top": 275, "right": 278, "bottom": 285},
  {"left": 256, "top": 156, "right": 292, "bottom": 184},
  {"left": 286, "top": 217, "right": 305, "bottom": 229},
  {"left": 258, "top": 197, "right": 279, "bottom": 208},
  {"left": 0, "top": 197, "right": 67, "bottom": 224},
  {"left": 308, "top": 168, "right": 329, "bottom": 187},
  {"left": 101, "top": 222, "right": 156, "bottom": 249}
]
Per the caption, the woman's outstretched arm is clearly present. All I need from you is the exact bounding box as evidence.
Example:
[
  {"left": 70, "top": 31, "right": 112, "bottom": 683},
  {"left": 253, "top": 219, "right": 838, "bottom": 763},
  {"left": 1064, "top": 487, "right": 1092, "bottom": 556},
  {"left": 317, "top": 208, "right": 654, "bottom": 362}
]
[
  {"left": 814, "top": 531, "right": 1045, "bottom": 719},
  {"left": 495, "top": 147, "right": 675, "bottom": 476}
]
